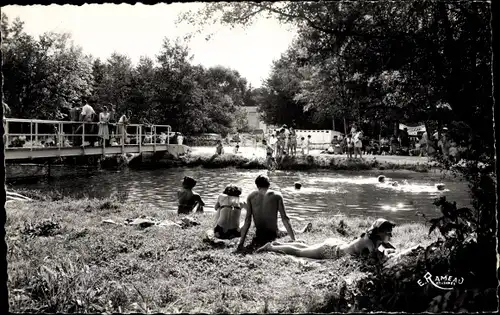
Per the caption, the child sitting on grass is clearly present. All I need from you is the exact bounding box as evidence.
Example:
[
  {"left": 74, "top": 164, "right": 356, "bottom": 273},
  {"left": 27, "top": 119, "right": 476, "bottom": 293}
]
[
  {"left": 213, "top": 184, "right": 246, "bottom": 239},
  {"left": 177, "top": 176, "right": 205, "bottom": 215}
]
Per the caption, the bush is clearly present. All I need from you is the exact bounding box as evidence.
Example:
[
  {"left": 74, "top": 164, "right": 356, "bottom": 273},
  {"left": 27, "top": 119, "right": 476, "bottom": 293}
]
[{"left": 349, "top": 196, "right": 497, "bottom": 312}]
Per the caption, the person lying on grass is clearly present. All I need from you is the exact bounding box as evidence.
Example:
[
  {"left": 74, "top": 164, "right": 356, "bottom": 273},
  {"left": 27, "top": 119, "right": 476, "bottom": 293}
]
[
  {"left": 213, "top": 184, "right": 246, "bottom": 239},
  {"left": 236, "top": 174, "right": 312, "bottom": 252},
  {"left": 255, "top": 218, "right": 397, "bottom": 260},
  {"left": 177, "top": 176, "right": 205, "bottom": 215}
]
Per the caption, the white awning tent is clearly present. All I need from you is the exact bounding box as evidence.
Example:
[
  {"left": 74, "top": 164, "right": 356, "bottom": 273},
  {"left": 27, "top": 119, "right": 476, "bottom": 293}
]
[{"left": 399, "top": 123, "right": 426, "bottom": 136}]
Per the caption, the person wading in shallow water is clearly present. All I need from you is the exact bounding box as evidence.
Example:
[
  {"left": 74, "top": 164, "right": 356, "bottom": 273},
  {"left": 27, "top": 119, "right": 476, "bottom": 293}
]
[
  {"left": 177, "top": 176, "right": 205, "bottom": 214},
  {"left": 262, "top": 139, "right": 276, "bottom": 170},
  {"left": 237, "top": 175, "right": 297, "bottom": 251}
]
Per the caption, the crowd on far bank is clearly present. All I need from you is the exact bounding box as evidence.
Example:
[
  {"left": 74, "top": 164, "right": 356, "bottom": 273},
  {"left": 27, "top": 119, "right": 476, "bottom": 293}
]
[
  {"left": 210, "top": 122, "right": 462, "bottom": 171},
  {"left": 325, "top": 123, "right": 463, "bottom": 163}
]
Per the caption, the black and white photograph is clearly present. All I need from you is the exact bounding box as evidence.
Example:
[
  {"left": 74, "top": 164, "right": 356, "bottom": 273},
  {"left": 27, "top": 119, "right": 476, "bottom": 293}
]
[{"left": 1, "top": 1, "right": 497, "bottom": 313}]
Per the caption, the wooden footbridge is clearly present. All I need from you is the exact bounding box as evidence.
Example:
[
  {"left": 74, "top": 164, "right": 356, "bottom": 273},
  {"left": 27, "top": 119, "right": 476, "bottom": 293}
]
[{"left": 4, "top": 118, "right": 190, "bottom": 160}]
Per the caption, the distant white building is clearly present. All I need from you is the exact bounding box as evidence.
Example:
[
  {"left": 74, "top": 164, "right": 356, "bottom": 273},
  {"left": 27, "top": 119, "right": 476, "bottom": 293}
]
[{"left": 243, "top": 106, "right": 268, "bottom": 133}]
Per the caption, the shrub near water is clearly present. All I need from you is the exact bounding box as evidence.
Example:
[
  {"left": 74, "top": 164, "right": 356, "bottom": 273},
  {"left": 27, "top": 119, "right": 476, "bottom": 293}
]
[
  {"left": 351, "top": 197, "right": 497, "bottom": 313},
  {"left": 7, "top": 196, "right": 436, "bottom": 313}
]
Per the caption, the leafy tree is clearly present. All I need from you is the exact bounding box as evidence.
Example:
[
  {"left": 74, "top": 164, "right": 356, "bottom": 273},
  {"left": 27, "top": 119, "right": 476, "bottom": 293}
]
[
  {"left": 187, "top": 1, "right": 492, "bottom": 146},
  {"left": 128, "top": 56, "right": 156, "bottom": 123},
  {"left": 2, "top": 14, "right": 93, "bottom": 120},
  {"left": 186, "top": 2, "right": 495, "bottom": 311},
  {"left": 254, "top": 49, "right": 330, "bottom": 129},
  {"left": 233, "top": 106, "right": 250, "bottom": 132},
  {"left": 2, "top": 13, "right": 254, "bottom": 136}
]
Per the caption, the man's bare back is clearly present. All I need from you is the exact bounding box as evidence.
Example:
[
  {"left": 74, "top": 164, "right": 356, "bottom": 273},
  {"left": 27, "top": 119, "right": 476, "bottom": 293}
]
[
  {"left": 247, "top": 190, "right": 281, "bottom": 234},
  {"left": 238, "top": 174, "right": 296, "bottom": 251}
]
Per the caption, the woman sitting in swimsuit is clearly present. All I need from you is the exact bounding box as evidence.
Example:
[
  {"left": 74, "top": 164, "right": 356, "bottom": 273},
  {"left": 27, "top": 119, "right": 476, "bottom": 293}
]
[
  {"left": 256, "top": 218, "right": 397, "bottom": 260},
  {"left": 177, "top": 176, "right": 205, "bottom": 214},
  {"left": 213, "top": 184, "right": 246, "bottom": 239}
]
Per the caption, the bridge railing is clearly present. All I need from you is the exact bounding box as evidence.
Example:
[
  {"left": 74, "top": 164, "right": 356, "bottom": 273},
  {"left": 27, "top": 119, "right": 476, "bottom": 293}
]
[{"left": 4, "top": 118, "right": 173, "bottom": 151}]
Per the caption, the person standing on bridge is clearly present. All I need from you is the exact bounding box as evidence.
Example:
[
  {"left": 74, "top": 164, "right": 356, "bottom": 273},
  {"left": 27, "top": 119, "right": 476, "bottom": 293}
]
[
  {"left": 69, "top": 103, "right": 80, "bottom": 122},
  {"left": 116, "top": 111, "right": 130, "bottom": 145},
  {"left": 69, "top": 103, "right": 81, "bottom": 145},
  {"left": 80, "top": 100, "right": 96, "bottom": 146},
  {"left": 108, "top": 104, "right": 117, "bottom": 141},
  {"left": 98, "top": 106, "right": 111, "bottom": 146}
]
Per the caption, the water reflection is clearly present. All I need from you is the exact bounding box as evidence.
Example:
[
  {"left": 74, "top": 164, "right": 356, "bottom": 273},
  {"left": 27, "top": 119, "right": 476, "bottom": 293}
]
[{"left": 16, "top": 168, "right": 471, "bottom": 223}]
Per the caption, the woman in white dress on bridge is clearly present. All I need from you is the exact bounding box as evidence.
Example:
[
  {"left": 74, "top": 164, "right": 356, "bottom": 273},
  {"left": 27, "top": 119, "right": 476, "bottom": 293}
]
[{"left": 98, "top": 106, "right": 111, "bottom": 146}]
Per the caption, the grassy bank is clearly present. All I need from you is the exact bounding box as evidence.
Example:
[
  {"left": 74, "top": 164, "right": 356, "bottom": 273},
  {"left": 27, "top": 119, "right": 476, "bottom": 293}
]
[
  {"left": 164, "top": 153, "right": 433, "bottom": 172},
  {"left": 7, "top": 194, "right": 440, "bottom": 313}
]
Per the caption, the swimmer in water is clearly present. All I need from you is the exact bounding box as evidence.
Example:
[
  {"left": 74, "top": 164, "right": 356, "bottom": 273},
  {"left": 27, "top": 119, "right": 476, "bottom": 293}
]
[
  {"left": 380, "top": 175, "right": 444, "bottom": 190},
  {"left": 294, "top": 182, "right": 302, "bottom": 190},
  {"left": 436, "top": 183, "right": 446, "bottom": 191},
  {"left": 377, "top": 175, "right": 399, "bottom": 187}
]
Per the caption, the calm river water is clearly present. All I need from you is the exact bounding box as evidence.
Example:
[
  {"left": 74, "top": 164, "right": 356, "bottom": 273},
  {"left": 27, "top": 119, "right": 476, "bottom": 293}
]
[{"left": 16, "top": 167, "right": 471, "bottom": 224}]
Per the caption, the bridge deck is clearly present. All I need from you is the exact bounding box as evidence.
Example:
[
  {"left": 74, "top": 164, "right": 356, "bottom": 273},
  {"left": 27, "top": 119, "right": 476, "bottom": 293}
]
[
  {"left": 4, "top": 118, "right": 189, "bottom": 160},
  {"left": 5, "top": 144, "right": 189, "bottom": 160}
]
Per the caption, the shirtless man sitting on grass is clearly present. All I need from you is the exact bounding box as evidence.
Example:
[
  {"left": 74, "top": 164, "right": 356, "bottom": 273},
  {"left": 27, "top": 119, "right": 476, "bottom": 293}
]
[{"left": 237, "top": 174, "right": 312, "bottom": 252}]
